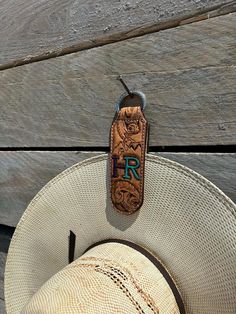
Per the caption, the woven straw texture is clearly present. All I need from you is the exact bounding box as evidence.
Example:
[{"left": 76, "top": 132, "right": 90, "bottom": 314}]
[
  {"left": 5, "top": 154, "right": 236, "bottom": 313},
  {"left": 21, "top": 242, "right": 179, "bottom": 313}
]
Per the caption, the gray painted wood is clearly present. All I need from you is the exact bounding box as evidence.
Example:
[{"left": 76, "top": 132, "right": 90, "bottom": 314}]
[
  {"left": 0, "top": 14, "right": 235, "bottom": 147},
  {"left": 0, "top": 151, "right": 235, "bottom": 227},
  {"left": 0, "top": 0, "right": 234, "bottom": 70},
  {"left": 0, "top": 251, "right": 6, "bottom": 314}
]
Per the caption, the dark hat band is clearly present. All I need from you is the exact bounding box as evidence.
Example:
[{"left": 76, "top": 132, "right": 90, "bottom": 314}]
[{"left": 84, "top": 238, "right": 185, "bottom": 314}]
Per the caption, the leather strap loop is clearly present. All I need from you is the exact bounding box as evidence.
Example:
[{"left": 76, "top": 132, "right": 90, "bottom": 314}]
[{"left": 110, "top": 106, "right": 148, "bottom": 214}]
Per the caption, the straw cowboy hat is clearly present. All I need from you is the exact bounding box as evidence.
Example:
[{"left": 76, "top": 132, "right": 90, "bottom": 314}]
[{"left": 4, "top": 154, "right": 236, "bottom": 313}]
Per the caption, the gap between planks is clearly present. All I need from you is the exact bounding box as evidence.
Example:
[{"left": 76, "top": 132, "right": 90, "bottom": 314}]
[
  {"left": 0, "top": 146, "right": 236, "bottom": 153},
  {"left": 0, "top": 1, "right": 235, "bottom": 72}
]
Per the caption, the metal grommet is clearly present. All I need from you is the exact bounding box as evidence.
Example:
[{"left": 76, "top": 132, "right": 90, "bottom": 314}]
[
  {"left": 115, "top": 91, "right": 147, "bottom": 112},
  {"left": 116, "top": 75, "right": 146, "bottom": 112}
]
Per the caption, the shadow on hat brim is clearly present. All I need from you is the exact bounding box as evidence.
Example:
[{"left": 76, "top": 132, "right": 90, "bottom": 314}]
[{"left": 5, "top": 154, "right": 236, "bottom": 313}]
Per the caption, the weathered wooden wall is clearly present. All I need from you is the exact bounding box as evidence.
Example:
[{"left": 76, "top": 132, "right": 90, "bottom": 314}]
[
  {"left": 1, "top": 14, "right": 236, "bottom": 147},
  {"left": 0, "top": 1, "right": 235, "bottom": 312},
  {"left": 0, "top": 0, "right": 234, "bottom": 69},
  {"left": 0, "top": 251, "right": 6, "bottom": 312}
]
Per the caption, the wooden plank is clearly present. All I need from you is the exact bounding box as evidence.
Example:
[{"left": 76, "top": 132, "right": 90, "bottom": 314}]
[
  {"left": 0, "top": 0, "right": 234, "bottom": 70},
  {"left": 0, "top": 151, "right": 98, "bottom": 227},
  {"left": 0, "top": 251, "right": 7, "bottom": 313},
  {"left": 0, "top": 14, "right": 235, "bottom": 147},
  {"left": 0, "top": 299, "right": 6, "bottom": 314},
  {"left": 0, "top": 151, "right": 235, "bottom": 227}
]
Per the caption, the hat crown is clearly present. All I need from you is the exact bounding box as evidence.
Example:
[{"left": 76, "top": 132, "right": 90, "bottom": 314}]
[{"left": 22, "top": 242, "right": 180, "bottom": 314}]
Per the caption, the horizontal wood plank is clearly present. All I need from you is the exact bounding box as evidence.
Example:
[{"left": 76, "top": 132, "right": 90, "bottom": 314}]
[
  {"left": 0, "top": 0, "right": 234, "bottom": 69},
  {"left": 0, "top": 14, "right": 236, "bottom": 147},
  {"left": 0, "top": 151, "right": 235, "bottom": 227}
]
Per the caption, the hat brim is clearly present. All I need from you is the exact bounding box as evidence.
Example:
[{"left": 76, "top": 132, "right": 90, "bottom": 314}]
[{"left": 5, "top": 154, "right": 236, "bottom": 313}]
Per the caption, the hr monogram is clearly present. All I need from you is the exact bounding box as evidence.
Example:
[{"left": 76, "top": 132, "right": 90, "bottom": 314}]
[{"left": 112, "top": 156, "right": 140, "bottom": 180}]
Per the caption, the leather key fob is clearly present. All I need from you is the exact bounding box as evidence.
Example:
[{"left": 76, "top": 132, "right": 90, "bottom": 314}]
[{"left": 110, "top": 93, "right": 148, "bottom": 215}]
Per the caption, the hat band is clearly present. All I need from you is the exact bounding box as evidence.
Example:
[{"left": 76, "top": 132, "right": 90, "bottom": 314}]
[{"left": 84, "top": 239, "right": 185, "bottom": 314}]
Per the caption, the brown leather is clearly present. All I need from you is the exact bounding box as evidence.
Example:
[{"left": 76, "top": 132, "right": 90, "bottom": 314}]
[{"left": 110, "top": 106, "right": 148, "bottom": 214}]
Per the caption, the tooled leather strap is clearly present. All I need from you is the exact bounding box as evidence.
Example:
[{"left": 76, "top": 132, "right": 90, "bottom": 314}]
[{"left": 110, "top": 106, "right": 148, "bottom": 214}]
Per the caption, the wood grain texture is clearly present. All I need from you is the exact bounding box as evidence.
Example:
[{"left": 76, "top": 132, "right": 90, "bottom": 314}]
[
  {"left": 0, "top": 151, "right": 235, "bottom": 227},
  {"left": 0, "top": 0, "right": 234, "bottom": 69},
  {"left": 0, "top": 14, "right": 235, "bottom": 147},
  {"left": 0, "top": 251, "right": 6, "bottom": 314}
]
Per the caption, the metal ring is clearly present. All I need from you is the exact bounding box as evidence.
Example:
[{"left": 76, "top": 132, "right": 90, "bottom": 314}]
[{"left": 115, "top": 91, "right": 147, "bottom": 112}]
